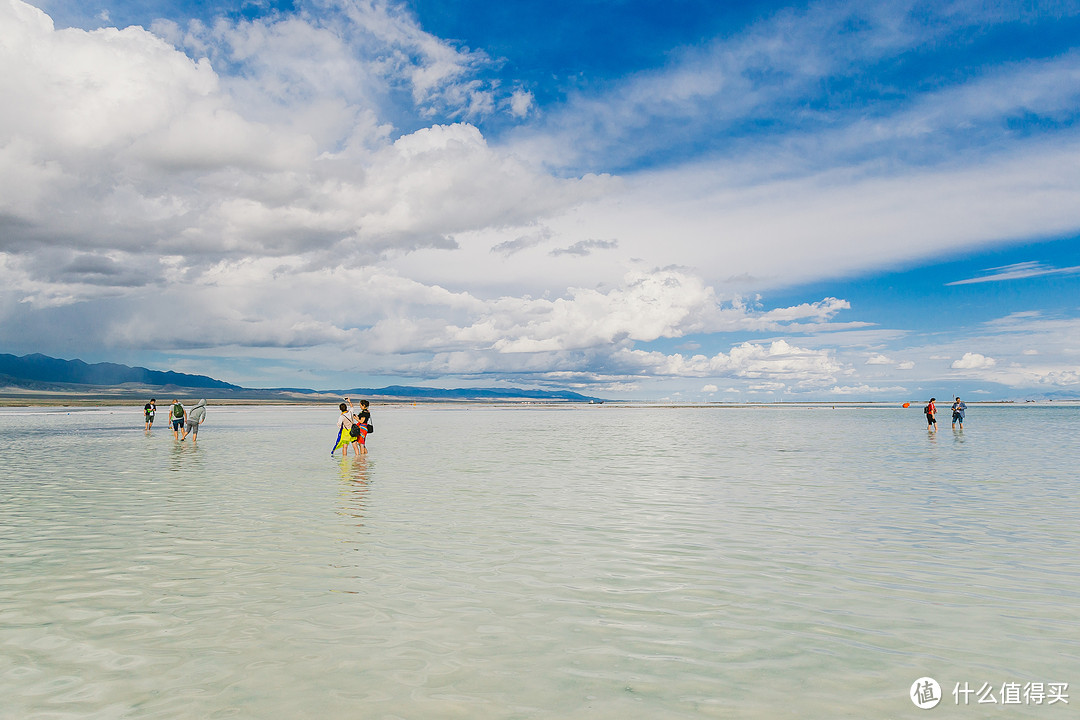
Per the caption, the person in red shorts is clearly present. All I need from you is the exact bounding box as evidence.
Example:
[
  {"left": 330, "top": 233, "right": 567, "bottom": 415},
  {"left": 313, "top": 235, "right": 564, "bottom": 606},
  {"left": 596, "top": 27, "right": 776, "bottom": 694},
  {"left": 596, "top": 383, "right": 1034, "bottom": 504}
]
[{"left": 350, "top": 414, "right": 368, "bottom": 455}]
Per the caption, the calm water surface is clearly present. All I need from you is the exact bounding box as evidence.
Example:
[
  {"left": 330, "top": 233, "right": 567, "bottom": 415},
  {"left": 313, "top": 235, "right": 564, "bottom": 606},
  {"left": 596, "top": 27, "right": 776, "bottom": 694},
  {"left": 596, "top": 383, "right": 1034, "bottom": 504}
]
[{"left": 1, "top": 404, "right": 1078, "bottom": 719}]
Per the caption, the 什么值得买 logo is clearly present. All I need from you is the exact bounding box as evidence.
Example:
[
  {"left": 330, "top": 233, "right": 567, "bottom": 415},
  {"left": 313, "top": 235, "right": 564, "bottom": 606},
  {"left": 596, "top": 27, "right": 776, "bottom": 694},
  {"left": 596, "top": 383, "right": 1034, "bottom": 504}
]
[{"left": 911, "top": 677, "right": 942, "bottom": 709}]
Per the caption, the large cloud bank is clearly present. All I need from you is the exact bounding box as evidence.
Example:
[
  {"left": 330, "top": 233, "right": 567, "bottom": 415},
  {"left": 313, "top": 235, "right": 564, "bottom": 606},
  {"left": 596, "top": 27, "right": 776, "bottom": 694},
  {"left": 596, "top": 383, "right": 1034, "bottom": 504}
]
[{"left": 2, "top": 0, "right": 1079, "bottom": 397}]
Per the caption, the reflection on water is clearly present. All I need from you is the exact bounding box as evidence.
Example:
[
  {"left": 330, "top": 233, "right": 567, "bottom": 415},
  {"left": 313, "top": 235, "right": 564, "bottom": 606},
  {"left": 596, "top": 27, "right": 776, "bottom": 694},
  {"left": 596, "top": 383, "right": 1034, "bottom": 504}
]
[
  {"left": 1, "top": 404, "right": 1078, "bottom": 719},
  {"left": 338, "top": 456, "right": 371, "bottom": 523},
  {"left": 167, "top": 434, "right": 205, "bottom": 473}
]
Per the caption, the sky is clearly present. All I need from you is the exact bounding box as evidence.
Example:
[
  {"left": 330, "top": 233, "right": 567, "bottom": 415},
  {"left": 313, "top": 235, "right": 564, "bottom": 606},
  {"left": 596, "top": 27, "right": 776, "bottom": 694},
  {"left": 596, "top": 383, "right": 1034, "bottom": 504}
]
[{"left": 1, "top": 0, "right": 1079, "bottom": 400}]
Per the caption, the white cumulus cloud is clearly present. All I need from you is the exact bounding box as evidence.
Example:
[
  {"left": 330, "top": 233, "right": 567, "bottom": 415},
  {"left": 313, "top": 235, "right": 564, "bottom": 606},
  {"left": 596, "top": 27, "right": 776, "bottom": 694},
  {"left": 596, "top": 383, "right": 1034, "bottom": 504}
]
[
  {"left": 952, "top": 352, "right": 997, "bottom": 370},
  {"left": 617, "top": 339, "right": 845, "bottom": 386}
]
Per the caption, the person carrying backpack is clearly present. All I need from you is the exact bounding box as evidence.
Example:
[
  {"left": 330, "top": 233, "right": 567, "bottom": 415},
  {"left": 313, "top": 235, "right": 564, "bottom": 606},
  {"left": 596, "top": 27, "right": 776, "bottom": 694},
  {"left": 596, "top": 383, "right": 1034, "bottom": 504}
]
[
  {"left": 356, "top": 399, "right": 372, "bottom": 434},
  {"left": 332, "top": 400, "right": 355, "bottom": 456},
  {"left": 924, "top": 398, "right": 937, "bottom": 432},
  {"left": 349, "top": 411, "right": 368, "bottom": 455},
  {"left": 170, "top": 399, "right": 186, "bottom": 439}
]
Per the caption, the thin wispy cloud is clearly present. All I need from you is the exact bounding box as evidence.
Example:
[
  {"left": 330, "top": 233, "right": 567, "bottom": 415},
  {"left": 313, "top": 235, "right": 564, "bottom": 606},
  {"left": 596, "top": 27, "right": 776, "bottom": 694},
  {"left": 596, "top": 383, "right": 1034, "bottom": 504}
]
[
  {"left": 508, "top": 2, "right": 1080, "bottom": 174},
  {"left": 946, "top": 261, "right": 1080, "bottom": 285},
  {"left": 490, "top": 227, "right": 552, "bottom": 256},
  {"left": 549, "top": 239, "right": 618, "bottom": 257}
]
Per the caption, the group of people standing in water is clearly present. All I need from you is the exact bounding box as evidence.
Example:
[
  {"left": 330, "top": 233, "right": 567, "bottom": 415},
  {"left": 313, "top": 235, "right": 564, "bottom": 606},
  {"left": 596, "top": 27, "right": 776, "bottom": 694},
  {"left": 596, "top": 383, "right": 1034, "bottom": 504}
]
[
  {"left": 142, "top": 398, "right": 208, "bottom": 443},
  {"left": 145, "top": 393, "right": 961, "bottom": 444},
  {"left": 143, "top": 395, "right": 374, "bottom": 453},
  {"left": 333, "top": 397, "right": 373, "bottom": 456},
  {"left": 924, "top": 397, "right": 967, "bottom": 431}
]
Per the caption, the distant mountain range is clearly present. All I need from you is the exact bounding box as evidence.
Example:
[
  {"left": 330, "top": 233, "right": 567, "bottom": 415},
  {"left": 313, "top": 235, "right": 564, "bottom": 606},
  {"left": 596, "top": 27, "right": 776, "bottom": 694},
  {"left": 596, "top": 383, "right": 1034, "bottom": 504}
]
[
  {"left": 0, "top": 353, "right": 602, "bottom": 403},
  {"left": 0, "top": 353, "right": 240, "bottom": 390}
]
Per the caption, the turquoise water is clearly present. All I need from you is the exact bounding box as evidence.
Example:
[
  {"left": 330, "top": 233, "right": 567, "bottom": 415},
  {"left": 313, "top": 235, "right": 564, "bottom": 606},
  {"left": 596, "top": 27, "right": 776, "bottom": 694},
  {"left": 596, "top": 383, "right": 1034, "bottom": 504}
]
[{"left": 1, "top": 404, "right": 1077, "bottom": 719}]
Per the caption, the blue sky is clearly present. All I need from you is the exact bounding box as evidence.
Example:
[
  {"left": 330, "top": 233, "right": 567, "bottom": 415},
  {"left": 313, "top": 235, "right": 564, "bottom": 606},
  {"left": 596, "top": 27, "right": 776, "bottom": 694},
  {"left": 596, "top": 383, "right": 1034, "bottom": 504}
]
[{"left": 1, "top": 0, "right": 1079, "bottom": 399}]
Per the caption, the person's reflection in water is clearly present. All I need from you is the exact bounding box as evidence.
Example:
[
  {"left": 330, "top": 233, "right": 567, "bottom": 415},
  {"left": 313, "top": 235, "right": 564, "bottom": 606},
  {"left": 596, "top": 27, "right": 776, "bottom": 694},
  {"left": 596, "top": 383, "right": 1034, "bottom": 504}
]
[
  {"left": 333, "top": 457, "right": 371, "bottom": 595},
  {"left": 337, "top": 455, "right": 371, "bottom": 524},
  {"left": 167, "top": 434, "right": 201, "bottom": 473}
]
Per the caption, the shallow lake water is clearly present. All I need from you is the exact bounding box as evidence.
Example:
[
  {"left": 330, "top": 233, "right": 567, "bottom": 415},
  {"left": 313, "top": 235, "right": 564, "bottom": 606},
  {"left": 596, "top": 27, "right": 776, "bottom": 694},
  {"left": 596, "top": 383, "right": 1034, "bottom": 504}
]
[{"left": 1, "top": 403, "right": 1077, "bottom": 718}]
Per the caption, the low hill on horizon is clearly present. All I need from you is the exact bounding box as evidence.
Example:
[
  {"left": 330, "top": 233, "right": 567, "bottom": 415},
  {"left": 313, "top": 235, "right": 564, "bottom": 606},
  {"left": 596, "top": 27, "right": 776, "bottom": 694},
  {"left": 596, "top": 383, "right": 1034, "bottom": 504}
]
[
  {"left": 0, "top": 353, "right": 240, "bottom": 391},
  {"left": 0, "top": 353, "right": 603, "bottom": 403}
]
